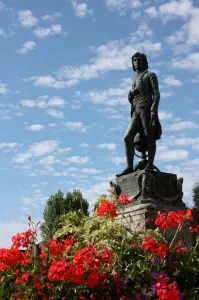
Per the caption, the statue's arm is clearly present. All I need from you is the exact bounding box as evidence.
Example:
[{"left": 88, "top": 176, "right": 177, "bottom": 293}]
[
  {"left": 128, "top": 79, "right": 140, "bottom": 104},
  {"left": 148, "top": 72, "right": 160, "bottom": 112}
]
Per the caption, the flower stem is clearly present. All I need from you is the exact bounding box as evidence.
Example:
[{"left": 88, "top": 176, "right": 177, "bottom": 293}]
[{"left": 169, "top": 224, "right": 181, "bottom": 247}]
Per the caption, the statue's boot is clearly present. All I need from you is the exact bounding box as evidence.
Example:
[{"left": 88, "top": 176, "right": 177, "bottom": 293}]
[
  {"left": 145, "top": 141, "right": 156, "bottom": 170},
  {"left": 116, "top": 147, "right": 134, "bottom": 177},
  {"left": 116, "top": 167, "right": 134, "bottom": 177}
]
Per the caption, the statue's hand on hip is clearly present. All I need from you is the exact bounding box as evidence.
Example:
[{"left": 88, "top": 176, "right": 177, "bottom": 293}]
[{"left": 128, "top": 88, "right": 140, "bottom": 103}]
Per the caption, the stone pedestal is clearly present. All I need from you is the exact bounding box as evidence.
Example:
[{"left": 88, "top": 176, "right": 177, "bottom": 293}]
[
  {"left": 116, "top": 169, "right": 185, "bottom": 206},
  {"left": 115, "top": 170, "right": 194, "bottom": 247}
]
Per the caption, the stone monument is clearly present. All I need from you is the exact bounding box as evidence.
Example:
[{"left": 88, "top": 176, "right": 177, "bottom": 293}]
[{"left": 113, "top": 52, "right": 192, "bottom": 246}]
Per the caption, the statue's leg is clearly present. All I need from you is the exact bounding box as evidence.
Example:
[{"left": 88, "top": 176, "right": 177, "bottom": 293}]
[
  {"left": 139, "top": 107, "right": 156, "bottom": 169},
  {"left": 124, "top": 113, "right": 138, "bottom": 169}
]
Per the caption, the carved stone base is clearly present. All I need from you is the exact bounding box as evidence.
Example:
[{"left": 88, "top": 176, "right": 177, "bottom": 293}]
[
  {"left": 115, "top": 169, "right": 184, "bottom": 206},
  {"left": 115, "top": 202, "right": 194, "bottom": 247},
  {"left": 115, "top": 170, "right": 193, "bottom": 247}
]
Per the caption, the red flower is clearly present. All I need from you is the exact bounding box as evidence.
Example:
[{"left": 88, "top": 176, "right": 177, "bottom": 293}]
[
  {"left": 190, "top": 224, "right": 199, "bottom": 235},
  {"left": 155, "top": 209, "right": 192, "bottom": 230},
  {"left": 156, "top": 279, "right": 181, "bottom": 300},
  {"left": 0, "top": 262, "right": 7, "bottom": 271},
  {"left": 186, "top": 208, "right": 192, "bottom": 220},
  {"left": 11, "top": 229, "right": 34, "bottom": 249},
  {"left": 0, "top": 248, "right": 24, "bottom": 267},
  {"left": 96, "top": 200, "right": 117, "bottom": 218},
  {"left": 116, "top": 194, "right": 132, "bottom": 205},
  {"left": 142, "top": 236, "right": 169, "bottom": 258}
]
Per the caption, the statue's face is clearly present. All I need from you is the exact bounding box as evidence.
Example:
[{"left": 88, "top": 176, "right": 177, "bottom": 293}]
[{"left": 133, "top": 55, "right": 144, "bottom": 72}]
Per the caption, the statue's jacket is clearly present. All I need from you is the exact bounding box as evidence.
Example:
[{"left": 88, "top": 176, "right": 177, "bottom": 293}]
[{"left": 129, "top": 70, "right": 162, "bottom": 140}]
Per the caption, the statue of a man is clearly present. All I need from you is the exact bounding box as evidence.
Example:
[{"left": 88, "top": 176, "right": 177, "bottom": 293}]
[{"left": 116, "top": 52, "right": 162, "bottom": 177}]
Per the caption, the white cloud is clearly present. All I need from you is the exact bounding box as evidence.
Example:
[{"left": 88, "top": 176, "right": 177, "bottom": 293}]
[
  {"left": 17, "top": 41, "right": 36, "bottom": 54},
  {"left": 85, "top": 77, "right": 131, "bottom": 107},
  {"left": 20, "top": 96, "right": 65, "bottom": 108},
  {"left": 29, "top": 140, "right": 59, "bottom": 157},
  {"left": 46, "top": 108, "right": 64, "bottom": 118},
  {"left": 111, "top": 156, "right": 126, "bottom": 165},
  {"left": 80, "top": 168, "right": 102, "bottom": 174},
  {"left": 0, "top": 1, "right": 4, "bottom": 10},
  {"left": 156, "top": 149, "right": 189, "bottom": 161},
  {"left": 186, "top": 8, "right": 199, "bottom": 45},
  {"left": 131, "top": 22, "right": 153, "bottom": 41},
  {"left": 145, "top": 6, "right": 158, "bottom": 18},
  {"left": 28, "top": 35, "right": 161, "bottom": 89},
  {"left": 64, "top": 121, "right": 88, "bottom": 132},
  {"left": 38, "top": 155, "right": 58, "bottom": 165},
  {"left": 105, "top": 0, "right": 141, "bottom": 14},
  {"left": 41, "top": 12, "right": 61, "bottom": 22},
  {"left": 146, "top": 0, "right": 193, "bottom": 21},
  {"left": 33, "top": 24, "right": 62, "bottom": 39},
  {"left": 48, "top": 96, "right": 65, "bottom": 107},
  {"left": 172, "top": 52, "right": 199, "bottom": 69},
  {"left": 49, "top": 123, "right": 57, "bottom": 127},
  {"left": 183, "top": 159, "right": 199, "bottom": 166},
  {"left": 164, "top": 6, "right": 199, "bottom": 47},
  {"left": 166, "top": 30, "right": 185, "bottom": 45},
  {"left": 79, "top": 181, "right": 110, "bottom": 207},
  {"left": 0, "top": 83, "right": 9, "bottom": 94},
  {"left": 18, "top": 10, "right": 38, "bottom": 28},
  {"left": 71, "top": 0, "right": 93, "bottom": 18},
  {"left": 161, "top": 91, "right": 175, "bottom": 98},
  {"left": 0, "top": 142, "right": 19, "bottom": 149},
  {"left": 158, "top": 111, "right": 173, "bottom": 121},
  {"left": 96, "top": 143, "right": 117, "bottom": 150},
  {"left": 28, "top": 76, "right": 78, "bottom": 89},
  {"left": 174, "top": 137, "right": 199, "bottom": 146},
  {"left": 163, "top": 75, "right": 182, "bottom": 87},
  {"left": 0, "top": 28, "right": 6, "bottom": 38},
  {"left": 57, "top": 147, "right": 71, "bottom": 154},
  {"left": 0, "top": 221, "right": 28, "bottom": 248},
  {"left": 13, "top": 140, "right": 59, "bottom": 163},
  {"left": 163, "top": 164, "right": 198, "bottom": 205},
  {"left": 79, "top": 143, "right": 89, "bottom": 148},
  {"left": 66, "top": 156, "right": 90, "bottom": 164},
  {"left": 159, "top": 0, "right": 192, "bottom": 20},
  {"left": 58, "top": 40, "right": 161, "bottom": 82},
  {"left": 25, "top": 124, "right": 44, "bottom": 131},
  {"left": 166, "top": 121, "right": 199, "bottom": 131},
  {"left": 193, "top": 144, "right": 199, "bottom": 152}
]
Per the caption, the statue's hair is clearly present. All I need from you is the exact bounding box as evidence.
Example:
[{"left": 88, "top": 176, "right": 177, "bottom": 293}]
[{"left": 131, "top": 52, "right": 148, "bottom": 71}]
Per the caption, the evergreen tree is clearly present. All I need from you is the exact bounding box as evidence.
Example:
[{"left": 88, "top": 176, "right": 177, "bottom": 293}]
[
  {"left": 193, "top": 182, "right": 199, "bottom": 210},
  {"left": 65, "top": 189, "right": 89, "bottom": 216},
  {"left": 41, "top": 189, "right": 89, "bottom": 240}
]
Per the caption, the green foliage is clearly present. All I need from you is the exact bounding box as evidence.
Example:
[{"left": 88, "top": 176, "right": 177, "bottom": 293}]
[
  {"left": 65, "top": 189, "right": 89, "bottom": 216},
  {"left": 54, "top": 211, "right": 129, "bottom": 247},
  {"left": 41, "top": 189, "right": 89, "bottom": 241},
  {"left": 193, "top": 182, "right": 199, "bottom": 210}
]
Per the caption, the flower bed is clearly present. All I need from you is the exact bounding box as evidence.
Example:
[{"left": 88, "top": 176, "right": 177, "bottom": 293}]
[{"left": 0, "top": 195, "right": 199, "bottom": 299}]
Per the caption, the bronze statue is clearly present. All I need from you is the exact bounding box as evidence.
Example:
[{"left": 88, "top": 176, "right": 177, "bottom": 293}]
[{"left": 116, "top": 52, "right": 162, "bottom": 177}]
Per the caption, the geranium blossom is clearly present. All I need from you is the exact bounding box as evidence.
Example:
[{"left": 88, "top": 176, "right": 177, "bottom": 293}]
[
  {"left": 96, "top": 200, "right": 117, "bottom": 218},
  {"left": 116, "top": 194, "right": 132, "bottom": 205},
  {"left": 155, "top": 209, "right": 193, "bottom": 230},
  {"left": 190, "top": 224, "right": 199, "bottom": 235},
  {"left": 0, "top": 209, "right": 198, "bottom": 299},
  {"left": 142, "top": 236, "right": 169, "bottom": 258}
]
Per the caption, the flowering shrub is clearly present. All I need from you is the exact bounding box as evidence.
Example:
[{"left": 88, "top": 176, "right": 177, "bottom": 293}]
[{"left": 0, "top": 195, "right": 199, "bottom": 299}]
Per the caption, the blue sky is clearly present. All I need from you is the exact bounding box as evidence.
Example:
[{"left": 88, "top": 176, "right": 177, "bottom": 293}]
[{"left": 0, "top": 0, "right": 199, "bottom": 247}]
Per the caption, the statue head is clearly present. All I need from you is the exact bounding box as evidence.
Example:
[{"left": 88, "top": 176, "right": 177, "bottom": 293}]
[{"left": 131, "top": 52, "right": 148, "bottom": 72}]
